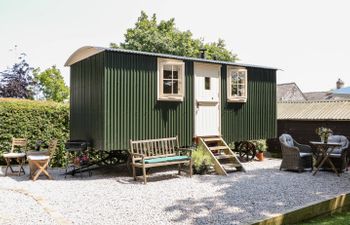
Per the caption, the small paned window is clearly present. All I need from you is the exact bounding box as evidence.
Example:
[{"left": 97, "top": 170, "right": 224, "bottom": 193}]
[
  {"left": 158, "top": 58, "right": 185, "bottom": 101},
  {"left": 205, "top": 77, "right": 211, "bottom": 90},
  {"left": 227, "top": 67, "right": 247, "bottom": 102}
]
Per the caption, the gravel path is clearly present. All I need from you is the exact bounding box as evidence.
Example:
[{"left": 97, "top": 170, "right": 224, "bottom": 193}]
[{"left": 1, "top": 158, "right": 350, "bottom": 225}]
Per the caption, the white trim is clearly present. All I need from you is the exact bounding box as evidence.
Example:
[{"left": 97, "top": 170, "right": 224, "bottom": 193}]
[
  {"left": 64, "top": 46, "right": 105, "bottom": 66},
  {"left": 157, "top": 58, "right": 185, "bottom": 102},
  {"left": 227, "top": 66, "right": 248, "bottom": 103}
]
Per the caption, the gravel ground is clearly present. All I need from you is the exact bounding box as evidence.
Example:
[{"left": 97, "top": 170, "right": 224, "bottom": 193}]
[{"left": 1, "top": 158, "right": 350, "bottom": 225}]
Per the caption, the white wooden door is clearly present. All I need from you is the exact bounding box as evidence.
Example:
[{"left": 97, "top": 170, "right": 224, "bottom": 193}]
[{"left": 194, "top": 63, "right": 221, "bottom": 137}]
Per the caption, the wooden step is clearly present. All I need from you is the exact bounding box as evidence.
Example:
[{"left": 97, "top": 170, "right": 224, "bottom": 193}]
[
  {"left": 199, "top": 136, "right": 245, "bottom": 175},
  {"left": 222, "top": 163, "right": 243, "bottom": 172},
  {"left": 214, "top": 154, "right": 235, "bottom": 160},
  {"left": 203, "top": 137, "right": 222, "bottom": 142},
  {"left": 209, "top": 146, "right": 227, "bottom": 151}
]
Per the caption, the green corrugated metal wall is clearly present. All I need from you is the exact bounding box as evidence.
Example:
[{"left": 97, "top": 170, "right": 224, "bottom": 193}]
[
  {"left": 221, "top": 66, "right": 277, "bottom": 143},
  {"left": 104, "top": 52, "right": 194, "bottom": 150},
  {"left": 70, "top": 53, "right": 105, "bottom": 149},
  {"left": 69, "top": 51, "right": 276, "bottom": 151}
]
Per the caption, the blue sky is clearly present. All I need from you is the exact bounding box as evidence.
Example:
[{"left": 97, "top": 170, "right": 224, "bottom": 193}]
[{"left": 1, "top": 0, "right": 349, "bottom": 92}]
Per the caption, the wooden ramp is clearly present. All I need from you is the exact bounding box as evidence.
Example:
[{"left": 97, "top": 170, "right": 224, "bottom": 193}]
[{"left": 199, "top": 136, "right": 245, "bottom": 175}]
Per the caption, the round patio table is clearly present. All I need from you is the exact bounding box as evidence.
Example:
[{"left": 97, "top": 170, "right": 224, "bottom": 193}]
[{"left": 310, "top": 141, "right": 342, "bottom": 177}]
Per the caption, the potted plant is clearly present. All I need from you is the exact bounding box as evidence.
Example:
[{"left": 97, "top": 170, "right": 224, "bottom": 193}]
[
  {"left": 192, "top": 145, "right": 214, "bottom": 174},
  {"left": 316, "top": 127, "right": 333, "bottom": 143},
  {"left": 251, "top": 139, "right": 267, "bottom": 161}
]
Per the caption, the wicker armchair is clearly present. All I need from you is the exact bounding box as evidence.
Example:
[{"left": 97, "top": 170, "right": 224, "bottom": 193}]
[
  {"left": 279, "top": 134, "right": 313, "bottom": 172},
  {"left": 321, "top": 135, "right": 349, "bottom": 172}
]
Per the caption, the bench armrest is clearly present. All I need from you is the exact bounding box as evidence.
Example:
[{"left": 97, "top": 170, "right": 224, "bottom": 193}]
[{"left": 130, "top": 153, "right": 145, "bottom": 158}]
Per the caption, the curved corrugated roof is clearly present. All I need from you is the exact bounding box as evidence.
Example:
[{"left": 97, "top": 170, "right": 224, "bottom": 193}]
[
  {"left": 278, "top": 100, "right": 350, "bottom": 121},
  {"left": 65, "top": 46, "right": 279, "bottom": 70}
]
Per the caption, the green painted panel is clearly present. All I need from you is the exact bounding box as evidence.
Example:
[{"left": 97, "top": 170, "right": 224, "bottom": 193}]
[
  {"left": 69, "top": 51, "right": 276, "bottom": 151},
  {"left": 70, "top": 53, "right": 105, "bottom": 149},
  {"left": 221, "top": 66, "right": 277, "bottom": 143},
  {"left": 104, "top": 52, "right": 194, "bottom": 150}
]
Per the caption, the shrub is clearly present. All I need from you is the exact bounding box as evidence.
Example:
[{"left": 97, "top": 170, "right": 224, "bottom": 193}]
[
  {"left": 0, "top": 98, "right": 69, "bottom": 167},
  {"left": 192, "top": 145, "right": 214, "bottom": 174},
  {"left": 250, "top": 139, "right": 267, "bottom": 152}
]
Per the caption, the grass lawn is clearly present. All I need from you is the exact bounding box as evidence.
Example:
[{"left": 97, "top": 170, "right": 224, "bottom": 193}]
[{"left": 298, "top": 211, "right": 350, "bottom": 225}]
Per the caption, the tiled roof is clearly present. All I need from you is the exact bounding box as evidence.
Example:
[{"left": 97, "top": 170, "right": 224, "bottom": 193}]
[
  {"left": 304, "top": 91, "right": 350, "bottom": 101},
  {"left": 304, "top": 91, "right": 332, "bottom": 101},
  {"left": 277, "top": 83, "right": 306, "bottom": 101},
  {"left": 278, "top": 100, "right": 350, "bottom": 121}
]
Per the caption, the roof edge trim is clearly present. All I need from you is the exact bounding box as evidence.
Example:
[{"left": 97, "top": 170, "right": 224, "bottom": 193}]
[
  {"left": 65, "top": 46, "right": 279, "bottom": 70},
  {"left": 65, "top": 46, "right": 105, "bottom": 66}
]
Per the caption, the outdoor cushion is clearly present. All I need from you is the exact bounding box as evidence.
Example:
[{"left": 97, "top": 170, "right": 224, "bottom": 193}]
[
  {"left": 327, "top": 147, "right": 343, "bottom": 155},
  {"left": 3, "top": 152, "right": 26, "bottom": 158},
  {"left": 329, "top": 153, "right": 342, "bottom": 158},
  {"left": 279, "top": 134, "right": 294, "bottom": 147},
  {"left": 144, "top": 155, "right": 190, "bottom": 164},
  {"left": 299, "top": 152, "right": 312, "bottom": 157},
  {"left": 328, "top": 135, "right": 349, "bottom": 149},
  {"left": 27, "top": 155, "right": 49, "bottom": 161}
]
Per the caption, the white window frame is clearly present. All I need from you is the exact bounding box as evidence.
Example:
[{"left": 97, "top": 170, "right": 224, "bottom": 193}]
[
  {"left": 227, "top": 66, "right": 248, "bottom": 103},
  {"left": 157, "top": 58, "right": 185, "bottom": 101}
]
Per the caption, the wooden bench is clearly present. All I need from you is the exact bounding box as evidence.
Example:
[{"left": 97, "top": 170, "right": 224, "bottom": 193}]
[{"left": 130, "top": 136, "right": 193, "bottom": 184}]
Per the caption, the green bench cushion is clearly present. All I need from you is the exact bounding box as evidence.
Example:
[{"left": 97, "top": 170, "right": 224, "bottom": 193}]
[{"left": 144, "top": 155, "right": 190, "bottom": 164}]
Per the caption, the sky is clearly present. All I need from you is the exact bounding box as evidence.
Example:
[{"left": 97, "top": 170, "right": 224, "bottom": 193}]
[{"left": 0, "top": 0, "right": 349, "bottom": 92}]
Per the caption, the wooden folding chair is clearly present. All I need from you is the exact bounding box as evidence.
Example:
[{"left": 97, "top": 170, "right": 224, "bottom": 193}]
[
  {"left": 3, "top": 138, "right": 27, "bottom": 176},
  {"left": 27, "top": 139, "right": 57, "bottom": 181}
]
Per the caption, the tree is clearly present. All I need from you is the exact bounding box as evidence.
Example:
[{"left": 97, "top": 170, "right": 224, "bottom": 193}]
[
  {"left": 111, "top": 11, "right": 237, "bottom": 62},
  {"left": 0, "top": 53, "right": 35, "bottom": 99},
  {"left": 34, "top": 66, "right": 69, "bottom": 102}
]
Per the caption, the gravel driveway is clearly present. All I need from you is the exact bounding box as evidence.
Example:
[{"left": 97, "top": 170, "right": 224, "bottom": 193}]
[{"left": 1, "top": 158, "right": 349, "bottom": 225}]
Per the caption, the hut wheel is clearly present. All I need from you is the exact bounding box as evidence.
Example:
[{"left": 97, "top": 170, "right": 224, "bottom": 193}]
[{"left": 238, "top": 141, "right": 256, "bottom": 162}]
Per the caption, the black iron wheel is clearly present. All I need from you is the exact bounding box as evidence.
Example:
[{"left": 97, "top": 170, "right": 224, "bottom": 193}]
[{"left": 238, "top": 141, "right": 256, "bottom": 162}]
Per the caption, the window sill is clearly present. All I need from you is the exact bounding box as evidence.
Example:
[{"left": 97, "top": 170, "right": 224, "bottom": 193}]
[
  {"left": 157, "top": 96, "right": 184, "bottom": 102},
  {"left": 227, "top": 98, "right": 247, "bottom": 103}
]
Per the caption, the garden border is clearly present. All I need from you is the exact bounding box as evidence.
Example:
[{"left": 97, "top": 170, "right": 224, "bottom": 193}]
[{"left": 250, "top": 192, "right": 350, "bottom": 225}]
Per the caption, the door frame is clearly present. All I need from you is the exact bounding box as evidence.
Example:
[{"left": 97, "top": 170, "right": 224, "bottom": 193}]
[{"left": 193, "top": 62, "right": 222, "bottom": 137}]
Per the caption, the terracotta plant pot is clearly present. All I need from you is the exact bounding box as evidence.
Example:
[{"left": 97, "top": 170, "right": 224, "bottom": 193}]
[{"left": 256, "top": 152, "right": 264, "bottom": 161}]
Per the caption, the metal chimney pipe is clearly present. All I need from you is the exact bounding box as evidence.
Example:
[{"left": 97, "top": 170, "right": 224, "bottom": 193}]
[
  {"left": 199, "top": 48, "right": 207, "bottom": 59},
  {"left": 336, "top": 78, "right": 344, "bottom": 89}
]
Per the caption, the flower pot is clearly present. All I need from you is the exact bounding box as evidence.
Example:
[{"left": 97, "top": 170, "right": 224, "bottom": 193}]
[
  {"left": 320, "top": 136, "right": 328, "bottom": 143},
  {"left": 256, "top": 152, "right": 264, "bottom": 161},
  {"left": 324, "top": 136, "right": 328, "bottom": 143}
]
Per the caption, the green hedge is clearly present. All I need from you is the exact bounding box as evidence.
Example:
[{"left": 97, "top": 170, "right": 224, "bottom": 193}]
[{"left": 0, "top": 98, "right": 69, "bottom": 167}]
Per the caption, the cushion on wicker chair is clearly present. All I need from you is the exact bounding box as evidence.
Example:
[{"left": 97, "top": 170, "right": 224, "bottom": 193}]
[
  {"left": 279, "top": 134, "right": 294, "bottom": 147},
  {"left": 300, "top": 152, "right": 312, "bottom": 157},
  {"left": 326, "top": 135, "right": 349, "bottom": 155},
  {"left": 328, "top": 147, "right": 342, "bottom": 155},
  {"left": 329, "top": 153, "right": 342, "bottom": 158},
  {"left": 328, "top": 135, "right": 349, "bottom": 148}
]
